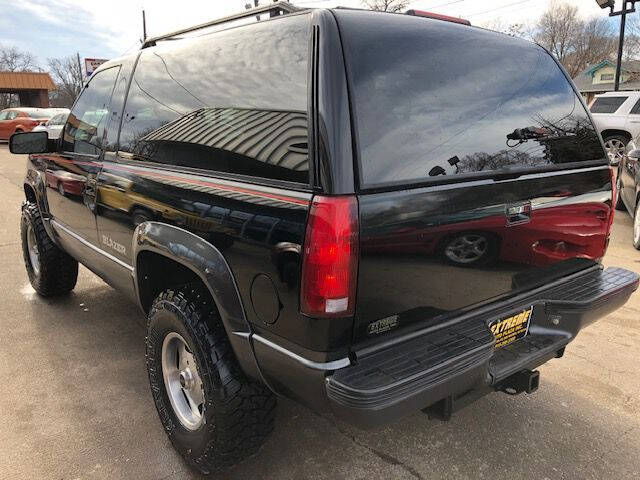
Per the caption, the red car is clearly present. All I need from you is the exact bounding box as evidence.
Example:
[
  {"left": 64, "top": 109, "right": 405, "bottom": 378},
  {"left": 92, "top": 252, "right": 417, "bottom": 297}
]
[{"left": 0, "top": 108, "right": 54, "bottom": 141}]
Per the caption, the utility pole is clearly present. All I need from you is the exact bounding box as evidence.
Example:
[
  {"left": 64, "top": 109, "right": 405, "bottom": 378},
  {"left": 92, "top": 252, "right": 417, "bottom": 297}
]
[
  {"left": 142, "top": 9, "right": 147, "bottom": 42},
  {"left": 76, "top": 52, "right": 83, "bottom": 80},
  {"left": 615, "top": 12, "right": 627, "bottom": 91}
]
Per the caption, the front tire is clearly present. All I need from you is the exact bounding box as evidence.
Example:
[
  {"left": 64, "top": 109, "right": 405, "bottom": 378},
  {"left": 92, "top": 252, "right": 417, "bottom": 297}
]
[
  {"left": 146, "top": 284, "right": 275, "bottom": 474},
  {"left": 21, "top": 201, "right": 78, "bottom": 296}
]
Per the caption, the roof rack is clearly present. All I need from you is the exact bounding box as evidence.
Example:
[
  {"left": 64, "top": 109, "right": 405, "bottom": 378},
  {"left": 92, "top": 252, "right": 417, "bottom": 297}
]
[{"left": 142, "top": 1, "right": 302, "bottom": 49}]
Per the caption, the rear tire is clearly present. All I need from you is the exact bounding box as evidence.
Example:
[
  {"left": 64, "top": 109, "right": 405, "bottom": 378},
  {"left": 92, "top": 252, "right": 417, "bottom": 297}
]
[
  {"left": 146, "top": 284, "right": 276, "bottom": 474},
  {"left": 20, "top": 201, "right": 78, "bottom": 296}
]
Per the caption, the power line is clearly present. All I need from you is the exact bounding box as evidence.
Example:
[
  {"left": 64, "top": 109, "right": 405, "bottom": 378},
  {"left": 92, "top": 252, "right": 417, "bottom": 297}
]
[
  {"left": 467, "top": 0, "right": 534, "bottom": 18},
  {"left": 120, "top": 39, "right": 142, "bottom": 56},
  {"left": 428, "top": 0, "right": 466, "bottom": 10}
]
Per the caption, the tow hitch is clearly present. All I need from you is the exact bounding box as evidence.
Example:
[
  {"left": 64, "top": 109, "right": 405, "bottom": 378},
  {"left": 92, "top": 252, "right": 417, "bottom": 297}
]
[{"left": 496, "top": 369, "right": 540, "bottom": 395}]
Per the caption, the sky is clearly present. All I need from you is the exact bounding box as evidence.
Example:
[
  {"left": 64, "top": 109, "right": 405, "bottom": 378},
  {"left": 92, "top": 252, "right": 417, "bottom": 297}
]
[{"left": 0, "top": 0, "right": 620, "bottom": 68}]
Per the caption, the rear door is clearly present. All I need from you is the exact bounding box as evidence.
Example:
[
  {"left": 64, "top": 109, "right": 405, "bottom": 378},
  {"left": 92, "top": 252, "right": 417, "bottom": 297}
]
[
  {"left": 590, "top": 95, "right": 631, "bottom": 137},
  {"left": 333, "top": 11, "right": 611, "bottom": 342},
  {"left": 624, "top": 96, "right": 640, "bottom": 137}
]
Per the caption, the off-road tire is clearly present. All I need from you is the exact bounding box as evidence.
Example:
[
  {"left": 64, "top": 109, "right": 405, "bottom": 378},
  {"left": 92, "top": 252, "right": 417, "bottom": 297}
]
[
  {"left": 21, "top": 201, "right": 78, "bottom": 296},
  {"left": 146, "top": 284, "right": 276, "bottom": 474}
]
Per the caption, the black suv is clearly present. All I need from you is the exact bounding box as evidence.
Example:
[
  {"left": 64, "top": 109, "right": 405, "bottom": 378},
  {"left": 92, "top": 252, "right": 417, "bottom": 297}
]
[{"left": 10, "top": 4, "right": 639, "bottom": 475}]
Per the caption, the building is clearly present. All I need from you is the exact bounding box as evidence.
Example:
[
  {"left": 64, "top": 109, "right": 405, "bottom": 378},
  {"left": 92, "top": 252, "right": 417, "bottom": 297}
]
[
  {"left": 572, "top": 60, "right": 640, "bottom": 105},
  {"left": 0, "top": 71, "right": 56, "bottom": 108}
]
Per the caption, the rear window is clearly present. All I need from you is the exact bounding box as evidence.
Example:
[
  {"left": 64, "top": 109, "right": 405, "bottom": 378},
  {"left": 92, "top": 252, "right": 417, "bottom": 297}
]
[
  {"left": 590, "top": 96, "right": 628, "bottom": 114},
  {"left": 336, "top": 11, "right": 605, "bottom": 189},
  {"left": 26, "top": 111, "right": 52, "bottom": 119},
  {"left": 119, "top": 14, "right": 310, "bottom": 185}
]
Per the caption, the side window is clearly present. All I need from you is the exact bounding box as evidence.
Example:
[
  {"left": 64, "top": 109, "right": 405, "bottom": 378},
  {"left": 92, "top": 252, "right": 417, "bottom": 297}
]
[
  {"left": 105, "top": 57, "right": 135, "bottom": 151},
  {"left": 630, "top": 98, "right": 640, "bottom": 115},
  {"left": 590, "top": 96, "right": 628, "bottom": 114},
  {"left": 7, "top": 111, "right": 18, "bottom": 120},
  {"left": 0, "top": 111, "right": 7, "bottom": 121},
  {"left": 119, "top": 14, "right": 310, "bottom": 185},
  {"left": 62, "top": 66, "right": 120, "bottom": 155}
]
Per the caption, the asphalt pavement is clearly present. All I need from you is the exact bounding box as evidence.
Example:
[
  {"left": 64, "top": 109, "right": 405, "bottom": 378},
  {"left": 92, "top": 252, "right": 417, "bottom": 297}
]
[{"left": 0, "top": 144, "right": 638, "bottom": 480}]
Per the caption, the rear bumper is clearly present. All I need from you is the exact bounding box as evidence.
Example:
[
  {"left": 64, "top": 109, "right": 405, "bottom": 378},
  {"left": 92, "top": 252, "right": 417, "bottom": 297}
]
[{"left": 324, "top": 266, "right": 638, "bottom": 428}]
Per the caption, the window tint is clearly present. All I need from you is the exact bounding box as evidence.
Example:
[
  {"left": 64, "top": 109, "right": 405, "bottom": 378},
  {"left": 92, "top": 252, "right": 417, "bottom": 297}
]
[
  {"left": 336, "top": 11, "right": 606, "bottom": 188},
  {"left": 630, "top": 98, "right": 640, "bottom": 115},
  {"left": 62, "top": 66, "right": 120, "bottom": 155},
  {"left": 119, "top": 14, "right": 310, "bottom": 184},
  {"left": 105, "top": 57, "right": 135, "bottom": 151},
  {"left": 590, "top": 96, "right": 628, "bottom": 114}
]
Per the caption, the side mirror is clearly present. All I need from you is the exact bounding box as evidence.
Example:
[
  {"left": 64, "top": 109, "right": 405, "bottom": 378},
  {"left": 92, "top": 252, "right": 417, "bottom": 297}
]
[{"left": 9, "top": 131, "right": 50, "bottom": 154}]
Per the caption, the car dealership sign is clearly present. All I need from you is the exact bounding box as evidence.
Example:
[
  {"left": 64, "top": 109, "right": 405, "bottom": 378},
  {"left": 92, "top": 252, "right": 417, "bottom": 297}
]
[{"left": 85, "top": 58, "right": 108, "bottom": 77}]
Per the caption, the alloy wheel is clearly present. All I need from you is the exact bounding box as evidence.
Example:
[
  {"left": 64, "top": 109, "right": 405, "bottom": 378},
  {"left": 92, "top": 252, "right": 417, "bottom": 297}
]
[
  {"left": 444, "top": 234, "right": 488, "bottom": 264},
  {"left": 26, "top": 223, "right": 40, "bottom": 276},
  {"left": 161, "top": 332, "right": 205, "bottom": 430},
  {"left": 604, "top": 138, "right": 626, "bottom": 163}
]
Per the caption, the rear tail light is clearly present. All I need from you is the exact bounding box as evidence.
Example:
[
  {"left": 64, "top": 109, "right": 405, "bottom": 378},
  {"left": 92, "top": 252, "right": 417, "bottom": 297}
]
[{"left": 300, "top": 195, "right": 359, "bottom": 317}]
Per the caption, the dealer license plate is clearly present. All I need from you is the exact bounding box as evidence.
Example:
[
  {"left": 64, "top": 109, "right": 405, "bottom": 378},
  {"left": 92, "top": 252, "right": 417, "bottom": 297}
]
[{"left": 489, "top": 306, "right": 533, "bottom": 349}]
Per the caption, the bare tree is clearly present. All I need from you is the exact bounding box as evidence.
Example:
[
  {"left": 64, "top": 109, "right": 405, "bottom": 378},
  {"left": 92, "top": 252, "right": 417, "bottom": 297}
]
[
  {"left": 534, "top": 1, "right": 620, "bottom": 77},
  {"left": 565, "top": 17, "right": 616, "bottom": 77},
  {"left": 534, "top": 1, "right": 582, "bottom": 64},
  {"left": 480, "top": 19, "right": 531, "bottom": 39},
  {"left": 0, "top": 44, "right": 40, "bottom": 109},
  {"left": 623, "top": 16, "right": 640, "bottom": 61},
  {"left": 362, "top": 0, "right": 409, "bottom": 13},
  {"left": 0, "top": 44, "right": 39, "bottom": 72},
  {"left": 47, "top": 55, "right": 84, "bottom": 108}
]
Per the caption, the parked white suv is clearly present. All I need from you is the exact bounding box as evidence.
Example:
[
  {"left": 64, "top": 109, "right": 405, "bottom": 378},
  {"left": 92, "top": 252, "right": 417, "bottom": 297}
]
[
  {"left": 589, "top": 91, "right": 640, "bottom": 162},
  {"left": 31, "top": 109, "right": 69, "bottom": 140}
]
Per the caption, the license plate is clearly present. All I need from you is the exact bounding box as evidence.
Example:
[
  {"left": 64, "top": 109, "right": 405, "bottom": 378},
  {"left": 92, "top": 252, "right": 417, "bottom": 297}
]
[{"left": 489, "top": 306, "right": 533, "bottom": 349}]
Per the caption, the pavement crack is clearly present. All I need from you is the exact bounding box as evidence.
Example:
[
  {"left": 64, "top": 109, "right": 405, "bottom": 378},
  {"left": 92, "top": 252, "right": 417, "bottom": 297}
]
[
  {"left": 567, "top": 351, "right": 632, "bottom": 375},
  {"left": 315, "top": 413, "right": 425, "bottom": 480}
]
